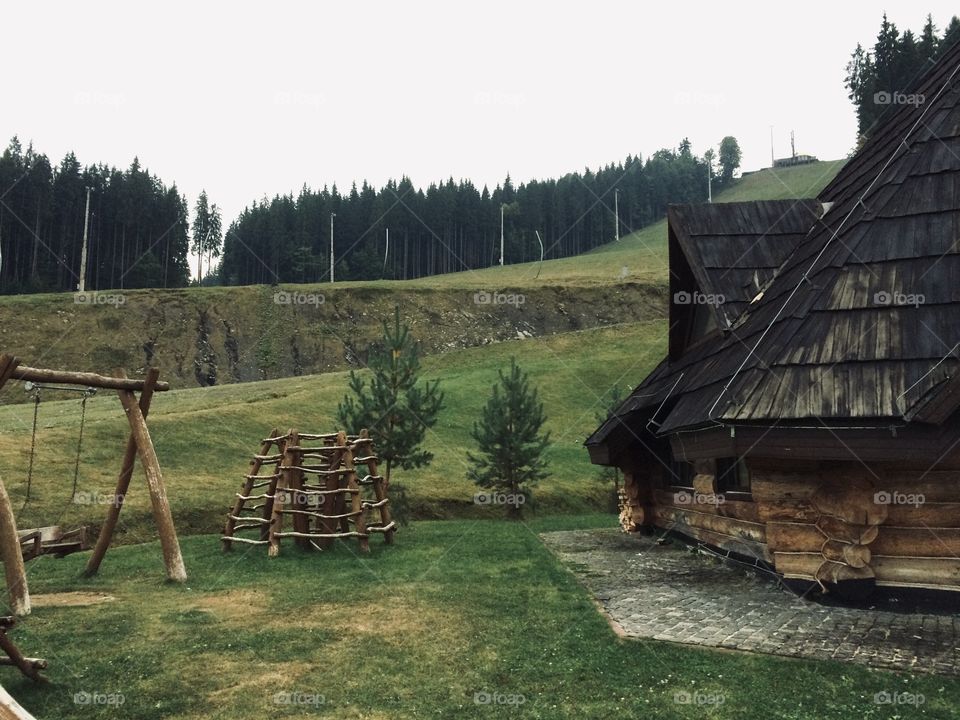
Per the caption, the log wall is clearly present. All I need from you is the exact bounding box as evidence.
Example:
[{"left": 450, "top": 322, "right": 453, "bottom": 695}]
[{"left": 622, "top": 456, "right": 960, "bottom": 593}]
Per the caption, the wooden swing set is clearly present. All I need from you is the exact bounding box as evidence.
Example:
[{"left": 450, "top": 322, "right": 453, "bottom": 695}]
[{"left": 0, "top": 353, "right": 187, "bottom": 620}]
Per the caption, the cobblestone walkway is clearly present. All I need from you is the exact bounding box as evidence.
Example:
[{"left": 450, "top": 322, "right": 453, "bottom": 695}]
[{"left": 540, "top": 528, "right": 959, "bottom": 676}]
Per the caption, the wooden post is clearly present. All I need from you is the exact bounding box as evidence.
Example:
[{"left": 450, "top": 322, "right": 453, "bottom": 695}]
[
  {"left": 270, "top": 428, "right": 296, "bottom": 557},
  {"left": 343, "top": 433, "right": 370, "bottom": 553},
  {"left": 0, "top": 480, "right": 29, "bottom": 617},
  {"left": 286, "top": 431, "right": 311, "bottom": 551},
  {"left": 360, "top": 429, "right": 394, "bottom": 544},
  {"left": 115, "top": 381, "right": 187, "bottom": 582},
  {"left": 84, "top": 368, "right": 160, "bottom": 576},
  {"left": 0, "top": 681, "right": 37, "bottom": 720}
]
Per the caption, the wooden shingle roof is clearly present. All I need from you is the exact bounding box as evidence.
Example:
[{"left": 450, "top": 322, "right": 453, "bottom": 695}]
[{"left": 589, "top": 40, "right": 960, "bottom": 451}]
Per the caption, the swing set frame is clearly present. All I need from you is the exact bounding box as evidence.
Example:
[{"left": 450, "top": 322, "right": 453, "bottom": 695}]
[{"left": 0, "top": 353, "right": 186, "bottom": 619}]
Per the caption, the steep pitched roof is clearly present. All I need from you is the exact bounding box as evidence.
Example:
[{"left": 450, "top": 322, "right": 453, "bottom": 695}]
[
  {"left": 589, "top": 40, "right": 960, "bottom": 452},
  {"left": 668, "top": 200, "right": 823, "bottom": 329}
]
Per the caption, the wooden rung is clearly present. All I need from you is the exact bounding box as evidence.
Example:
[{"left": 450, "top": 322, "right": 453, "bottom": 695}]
[
  {"left": 228, "top": 515, "right": 270, "bottom": 524},
  {"left": 348, "top": 437, "right": 374, "bottom": 445},
  {"left": 235, "top": 492, "right": 274, "bottom": 501},
  {"left": 253, "top": 454, "right": 283, "bottom": 462},
  {"left": 366, "top": 522, "right": 397, "bottom": 533},
  {"left": 220, "top": 536, "right": 270, "bottom": 545},
  {"left": 231, "top": 523, "right": 268, "bottom": 531},
  {"left": 261, "top": 435, "right": 290, "bottom": 443},
  {"left": 362, "top": 499, "right": 389, "bottom": 509},
  {"left": 353, "top": 455, "right": 379, "bottom": 463},
  {"left": 295, "top": 432, "right": 341, "bottom": 441},
  {"left": 248, "top": 480, "right": 275, "bottom": 489},
  {"left": 279, "top": 509, "right": 363, "bottom": 520},
  {"left": 278, "top": 487, "right": 358, "bottom": 497},
  {"left": 275, "top": 530, "right": 369, "bottom": 540},
  {"left": 245, "top": 473, "right": 280, "bottom": 481},
  {"left": 283, "top": 466, "right": 351, "bottom": 476},
  {"left": 357, "top": 474, "right": 383, "bottom": 485}
]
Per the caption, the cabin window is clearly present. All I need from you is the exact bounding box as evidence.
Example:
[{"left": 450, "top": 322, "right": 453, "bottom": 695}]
[
  {"left": 715, "top": 457, "right": 751, "bottom": 496},
  {"left": 668, "top": 459, "right": 695, "bottom": 488}
]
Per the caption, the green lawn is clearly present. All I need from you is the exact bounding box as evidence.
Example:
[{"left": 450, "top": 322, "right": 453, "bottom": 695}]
[{"left": 4, "top": 518, "right": 955, "bottom": 719}]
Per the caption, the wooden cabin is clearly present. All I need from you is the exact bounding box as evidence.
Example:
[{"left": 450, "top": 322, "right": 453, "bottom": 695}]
[{"left": 586, "top": 43, "right": 960, "bottom": 599}]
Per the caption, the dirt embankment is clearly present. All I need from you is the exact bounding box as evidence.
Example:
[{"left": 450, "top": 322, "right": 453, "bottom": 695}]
[{"left": 0, "top": 283, "right": 666, "bottom": 398}]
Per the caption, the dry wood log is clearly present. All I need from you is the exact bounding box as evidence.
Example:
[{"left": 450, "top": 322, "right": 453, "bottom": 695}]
[
  {"left": 0, "top": 356, "right": 21, "bottom": 394},
  {"left": 10, "top": 365, "right": 169, "bottom": 392},
  {"left": 115, "top": 379, "right": 187, "bottom": 582},
  {"left": 84, "top": 368, "right": 160, "bottom": 576},
  {"left": 0, "top": 480, "right": 29, "bottom": 616},
  {"left": 653, "top": 506, "right": 766, "bottom": 543},
  {"left": 0, "top": 681, "right": 37, "bottom": 720}
]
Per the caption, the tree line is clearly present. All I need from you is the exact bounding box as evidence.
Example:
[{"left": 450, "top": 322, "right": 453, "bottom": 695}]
[
  {"left": 0, "top": 134, "right": 741, "bottom": 294},
  {"left": 0, "top": 137, "right": 191, "bottom": 295},
  {"left": 219, "top": 138, "right": 735, "bottom": 285},
  {"left": 845, "top": 12, "right": 960, "bottom": 139}
]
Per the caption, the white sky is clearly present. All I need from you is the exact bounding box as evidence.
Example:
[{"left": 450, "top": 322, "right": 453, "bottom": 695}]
[{"left": 2, "top": 1, "right": 956, "bottom": 232}]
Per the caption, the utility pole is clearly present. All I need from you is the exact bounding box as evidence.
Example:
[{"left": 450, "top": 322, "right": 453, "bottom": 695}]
[
  {"left": 614, "top": 189, "right": 620, "bottom": 242},
  {"left": 383, "top": 227, "right": 390, "bottom": 275},
  {"left": 708, "top": 163, "right": 713, "bottom": 203},
  {"left": 78, "top": 186, "right": 92, "bottom": 292},
  {"left": 499, "top": 204, "right": 505, "bottom": 266},
  {"left": 770, "top": 126, "right": 775, "bottom": 167},
  {"left": 329, "top": 212, "right": 336, "bottom": 283}
]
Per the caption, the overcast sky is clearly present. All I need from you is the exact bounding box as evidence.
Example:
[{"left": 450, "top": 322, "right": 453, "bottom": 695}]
[{"left": 2, "top": 1, "right": 957, "bottom": 232}]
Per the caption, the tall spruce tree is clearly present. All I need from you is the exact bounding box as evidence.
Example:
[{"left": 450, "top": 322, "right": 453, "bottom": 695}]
[
  {"left": 468, "top": 358, "right": 550, "bottom": 519},
  {"left": 337, "top": 306, "right": 444, "bottom": 487}
]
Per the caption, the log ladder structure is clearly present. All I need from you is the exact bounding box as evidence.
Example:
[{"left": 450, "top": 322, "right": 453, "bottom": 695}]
[{"left": 222, "top": 428, "right": 395, "bottom": 554}]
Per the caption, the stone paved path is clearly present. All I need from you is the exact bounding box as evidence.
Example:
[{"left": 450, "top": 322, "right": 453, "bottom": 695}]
[{"left": 540, "top": 528, "right": 960, "bottom": 676}]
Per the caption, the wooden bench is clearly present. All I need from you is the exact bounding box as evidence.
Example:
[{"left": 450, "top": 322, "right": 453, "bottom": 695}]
[{"left": 17, "top": 526, "right": 88, "bottom": 561}]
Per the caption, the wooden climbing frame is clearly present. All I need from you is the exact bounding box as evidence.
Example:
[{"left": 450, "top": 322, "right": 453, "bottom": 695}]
[
  {"left": 222, "top": 428, "right": 396, "bottom": 555},
  {"left": 0, "top": 353, "right": 187, "bottom": 620}
]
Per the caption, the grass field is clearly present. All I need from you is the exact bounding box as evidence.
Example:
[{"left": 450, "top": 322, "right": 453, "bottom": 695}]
[
  {"left": 0, "top": 319, "right": 667, "bottom": 538},
  {"left": 6, "top": 518, "right": 957, "bottom": 720}
]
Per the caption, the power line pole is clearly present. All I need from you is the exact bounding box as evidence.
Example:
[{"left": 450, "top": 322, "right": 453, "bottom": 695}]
[
  {"left": 78, "top": 186, "right": 92, "bottom": 292},
  {"left": 499, "top": 204, "right": 505, "bottom": 266},
  {"left": 329, "top": 212, "right": 336, "bottom": 283},
  {"left": 614, "top": 189, "right": 620, "bottom": 242}
]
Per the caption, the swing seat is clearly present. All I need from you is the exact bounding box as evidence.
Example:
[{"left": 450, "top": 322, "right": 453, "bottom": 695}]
[{"left": 17, "top": 526, "right": 88, "bottom": 561}]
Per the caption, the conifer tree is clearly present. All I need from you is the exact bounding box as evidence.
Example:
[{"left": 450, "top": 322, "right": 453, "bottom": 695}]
[
  {"left": 337, "top": 306, "right": 444, "bottom": 487},
  {"left": 468, "top": 358, "right": 550, "bottom": 519}
]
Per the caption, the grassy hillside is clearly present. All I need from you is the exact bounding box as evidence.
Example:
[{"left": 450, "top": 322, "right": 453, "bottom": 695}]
[
  {"left": 0, "top": 160, "right": 842, "bottom": 401},
  {"left": 0, "top": 319, "right": 667, "bottom": 537}
]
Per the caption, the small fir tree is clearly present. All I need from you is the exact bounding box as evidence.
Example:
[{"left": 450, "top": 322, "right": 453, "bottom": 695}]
[{"left": 468, "top": 358, "right": 550, "bottom": 519}]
